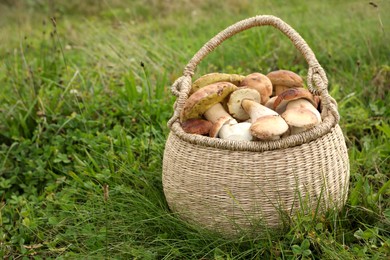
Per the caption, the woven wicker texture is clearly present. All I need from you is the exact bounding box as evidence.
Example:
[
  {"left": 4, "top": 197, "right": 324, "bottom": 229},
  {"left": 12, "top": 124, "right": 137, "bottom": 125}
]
[
  {"left": 163, "top": 125, "right": 349, "bottom": 236},
  {"left": 162, "top": 15, "right": 350, "bottom": 236}
]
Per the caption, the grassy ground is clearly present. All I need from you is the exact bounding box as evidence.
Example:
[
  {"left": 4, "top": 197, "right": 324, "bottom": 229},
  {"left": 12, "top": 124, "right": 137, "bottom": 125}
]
[{"left": 0, "top": 0, "right": 389, "bottom": 259}]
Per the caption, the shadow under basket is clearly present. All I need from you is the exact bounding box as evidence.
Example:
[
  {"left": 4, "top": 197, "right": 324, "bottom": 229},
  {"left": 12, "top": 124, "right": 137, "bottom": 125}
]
[{"left": 162, "top": 15, "right": 350, "bottom": 237}]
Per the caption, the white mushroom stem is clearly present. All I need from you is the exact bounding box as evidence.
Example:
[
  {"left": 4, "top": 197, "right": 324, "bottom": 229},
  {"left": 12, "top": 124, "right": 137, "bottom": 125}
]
[
  {"left": 219, "top": 121, "right": 253, "bottom": 141},
  {"left": 203, "top": 103, "right": 233, "bottom": 124},
  {"left": 241, "top": 99, "right": 279, "bottom": 122}
]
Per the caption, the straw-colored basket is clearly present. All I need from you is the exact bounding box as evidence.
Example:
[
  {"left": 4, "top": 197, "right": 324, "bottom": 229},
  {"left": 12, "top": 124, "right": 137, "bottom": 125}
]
[{"left": 162, "top": 15, "right": 350, "bottom": 237}]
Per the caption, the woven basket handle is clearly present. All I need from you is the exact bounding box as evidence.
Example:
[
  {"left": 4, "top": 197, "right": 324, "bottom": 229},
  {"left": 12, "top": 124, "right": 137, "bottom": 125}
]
[{"left": 168, "top": 15, "right": 339, "bottom": 127}]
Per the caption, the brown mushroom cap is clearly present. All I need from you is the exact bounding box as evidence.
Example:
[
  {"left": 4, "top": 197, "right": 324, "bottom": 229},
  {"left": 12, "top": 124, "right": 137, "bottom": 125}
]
[
  {"left": 240, "top": 72, "right": 273, "bottom": 104},
  {"left": 191, "top": 73, "right": 245, "bottom": 94},
  {"left": 180, "top": 82, "right": 238, "bottom": 122},
  {"left": 181, "top": 118, "right": 213, "bottom": 135},
  {"left": 227, "top": 88, "right": 260, "bottom": 121},
  {"left": 250, "top": 115, "right": 289, "bottom": 140},
  {"left": 266, "top": 70, "right": 304, "bottom": 96},
  {"left": 273, "top": 88, "right": 316, "bottom": 114}
]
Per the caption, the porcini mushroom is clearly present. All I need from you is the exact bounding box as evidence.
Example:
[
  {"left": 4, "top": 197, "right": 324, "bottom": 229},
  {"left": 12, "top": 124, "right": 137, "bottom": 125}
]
[
  {"left": 190, "top": 73, "right": 245, "bottom": 94},
  {"left": 227, "top": 88, "right": 261, "bottom": 121},
  {"left": 273, "top": 88, "right": 317, "bottom": 114},
  {"left": 240, "top": 72, "right": 273, "bottom": 105},
  {"left": 227, "top": 88, "right": 288, "bottom": 140},
  {"left": 208, "top": 115, "right": 253, "bottom": 141},
  {"left": 266, "top": 70, "right": 304, "bottom": 96},
  {"left": 281, "top": 98, "right": 322, "bottom": 134},
  {"left": 241, "top": 99, "right": 289, "bottom": 140},
  {"left": 209, "top": 115, "right": 235, "bottom": 138},
  {"left": 273, "top": 88, "right": 322, "bottom": 135},
  {"left": 181, "top": 82, "right": 252, "bottom": 140},
  {"left": 181, "top": 118, "right": 213, "bottom": 135},
  {"left": 180, "top": 82, "right": 237, "bottom": 122},
  {"left": 218, "top": 120, "right": 253, "bottom": 141}
]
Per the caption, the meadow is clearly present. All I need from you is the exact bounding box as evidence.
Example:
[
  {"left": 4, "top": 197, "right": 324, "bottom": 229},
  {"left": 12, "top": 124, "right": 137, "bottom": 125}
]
[{"left": 0, "top": 0, "right": 389, "bottom": 258}]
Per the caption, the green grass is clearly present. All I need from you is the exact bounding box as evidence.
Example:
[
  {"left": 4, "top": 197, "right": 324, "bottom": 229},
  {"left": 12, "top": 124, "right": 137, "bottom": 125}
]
[{"left": 0, "top": 0, "right": 389, "bottom": 258}]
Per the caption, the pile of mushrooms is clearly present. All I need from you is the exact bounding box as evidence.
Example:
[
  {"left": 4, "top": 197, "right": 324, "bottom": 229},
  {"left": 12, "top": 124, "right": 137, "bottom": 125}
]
[{"left": 180, "top": 70, "right": 322, "bottom": 141}]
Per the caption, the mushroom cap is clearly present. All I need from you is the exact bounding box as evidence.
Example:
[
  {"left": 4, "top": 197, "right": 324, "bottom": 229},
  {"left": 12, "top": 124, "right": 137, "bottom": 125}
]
[
  {"left": 266, "top": 70, "right": 304, "bottom": 96},
  {"left": 240, "top": 72, "right": 273, "bottom": 104},
  {"left": 227, "top": 88, "right": 260, "bottom": 121},
  {"left": 285, "top": 98, "right": 322, "bottom": 122},
  {"left": 273, "top": 88, "right": 316, "bottom": 114},
  {"left": 282, "top": 108, "right": 320, "bottom": 128},
  {"left": 181, "top": 118, "right": 213, "bottom": 135},
  {"left": 209, "top": 116, "right": 236, "bottom": 138},
  {"left": 250, "top": 115, "right": 289, "bottom": 140},
  {"left": 191, "top": 73, "right": 245, "bottom": 94},
  {"left": 266, "top": 70, "right": 304, "bottom": 88},
  {"left": 180, "top": 82, "right": 238, "bottom": 122}
]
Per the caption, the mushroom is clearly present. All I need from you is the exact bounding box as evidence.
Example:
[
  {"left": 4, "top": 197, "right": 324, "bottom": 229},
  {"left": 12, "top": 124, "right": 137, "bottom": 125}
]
[
  {"left": 241, "top": 99, "right": 289, "bottom": 140},
  {"left": 180, "top": 82, "right": 252, "bottom": 140},
  {"left": 240, "top": 72, "right": 273, "bottom": 105},
  {"left": 181, "top": 118, "right": 213, "bottom": 135},
  {"left": 273, "top": 88, "right": 316, "bottom": 114},
  {"left": 208, "top": 116, "right": 253, "bottom": 141},
  {"left": 227, "top": 88, "right": 261, "bottom": 121},
  {"left": 217, "top": 119, "right": 253, "bottom": 141},
  {"left": 266, "top": 70, "right": 304, "bottom": 96},
  {"left": 190, "top": 73, "right": 245, "bottom": 94},
  {"left": 227, "top": 88, "right": 288, "bottom": 140},
  {"left": 209, "top": 115, "right": 235, "bottom": 138},
  {"left": 180, "top": 81, "right": 237, "bottom": 122},
  {"left": 273, "top": 88, "right": 322, "bottom": 135},
  {"left": 282, "top": 99, "right": 322, "bottom": 134}
]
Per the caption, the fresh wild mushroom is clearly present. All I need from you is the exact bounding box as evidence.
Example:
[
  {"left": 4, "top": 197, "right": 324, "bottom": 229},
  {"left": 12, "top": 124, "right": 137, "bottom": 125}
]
[
  {"left": 181, "top": 118, "right": 213, "bottom": 135},
  {"left": 217, "top": 120, "right": 253, "bottom": 141},
  {"left": 273, "top": 88, "right": 316, "bottom": 114},
  {"left": 241, "top": 99, "right": 289, "bottom": 140},
  {"left": 190, "top": 73, "right": 245, "bottom": 94},
  {"left": 227, "top": 88, "right": 261, "bottom": 121},
  {"left": 281, "top": 98, "right": 322, "bottom": 134},
  {"left": 273, "top": 88, "right": 321, "bottom": 135},
  {"left": 209, "top": 116, "right": 235, "bottom": 138},
  {"left": 180, "top": 82, "right": 237, "bottom": 122},
  {"left": 266, "top": 70, "right": 304, "bottom": 96},
  {"left": 181, "top": 82, "right": 252, "bottom": 140},
  {"left": 240, "top": 72, "right": 273, "bottom": 105},
  {"left": 227, "top": 88, "right": 288, "bottom": 140}
]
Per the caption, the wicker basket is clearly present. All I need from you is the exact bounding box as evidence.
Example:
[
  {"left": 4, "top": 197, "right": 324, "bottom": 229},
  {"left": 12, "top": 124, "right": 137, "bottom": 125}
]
[{"left": 162, "top": 15, "right": 350, "bottom": 237}]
